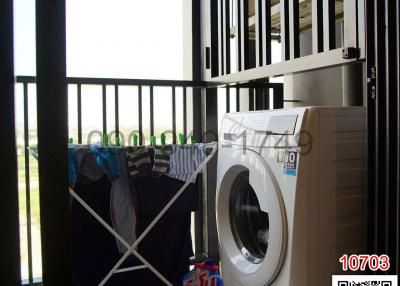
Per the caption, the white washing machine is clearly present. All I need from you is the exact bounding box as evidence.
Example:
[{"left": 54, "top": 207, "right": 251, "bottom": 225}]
[{"left": 216, "top": 107, "right": 367, "bottom": 286}]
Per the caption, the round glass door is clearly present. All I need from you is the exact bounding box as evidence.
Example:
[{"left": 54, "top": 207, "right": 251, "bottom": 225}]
[
  {"left": 230, "top": 171, "right": 269, "bottom": 264},
  {"left": 216, "top": 149, "right": 287, "bottom": 286}
]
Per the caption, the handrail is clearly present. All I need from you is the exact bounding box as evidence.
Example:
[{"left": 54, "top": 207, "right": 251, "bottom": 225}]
[{"left": 16, "top": 75, "right": 282, "bottom": 89}]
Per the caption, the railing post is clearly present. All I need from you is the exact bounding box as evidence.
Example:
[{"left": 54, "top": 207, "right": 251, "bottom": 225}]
[
  {"left": 77, "top": 84, "right": 82, "bottom": 144},
  {"left": 23, "top": 83, "right": 34, "bottom": 284},
  {"left": 312, "top": 0, "right": 324, "bottom": 54},
  {"left": 261, "top": 0, "right": 272, "bottom": 66},
  {"left": 138, "top": 85, "right": 143, "bottom": 145},
  {"left": 239, "top": 0, "right": 249, "bottom": 70},
  {"left": 172, "top": 86, "right": 177, "bottom": 144},
  {"left": 289, "top": 0, "right": 300, "bottom": 59},
  {"left": 102, "top": 84, "right": 107, "bottom": 136},
  {"left": 114, "top": 85, "right": 119, "bottom": 139},
  {"left": 281, "top": 0, "right": 291, "bottom": 60},
  {"left": 150, "top": 85, "right": 154, "bottom": 137}
]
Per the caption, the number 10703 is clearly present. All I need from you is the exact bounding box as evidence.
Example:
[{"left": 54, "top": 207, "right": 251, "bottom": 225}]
[{"left": 339, "top": 254, "right": 390, "bottom": 271}]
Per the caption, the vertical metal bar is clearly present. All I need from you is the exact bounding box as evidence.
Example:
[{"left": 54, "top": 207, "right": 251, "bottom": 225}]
[
  {"left": 281, "top": 0, "right": 291, "bottom": 60},
  {"left": 226, "top": 86, "right": 230, "bottom": 113},
  {"left": 193, "top": 0, "right": 204, "bottom": 257},
  {"left": 219, "top": 0, "right": 224, "bottom": 75},
  {"left": 150, "top": 85, "right": 154, "bottom": 137},
  {"left": 397, "top": 0, "right": 400, "bottom": 274},
  {"left": 235, "top": 0, "right": 242, "bottom": 71},
  {"left": 263, "top": 0, "right": 272, "bottom": 65},
  {"left": 249, "top": 88, "right": 254, "bottom": 110},
  {"left": 236, "top": 87, "right": 240, "bottom": 111},
  {"left": 192, "top": 1, "right": 202, "bottom": 143},
  {"left": 273, "top": 85, "right": 284, "bottom": 109},
  {"left": 211, "top": 0, "right": 220, "bottom": 77},
  {"left": 323, "top": 0, "right": 336, "bottom": 51},
  {"left": 203, "top": 87, "right": 219, "bottom": 259},
  {"left": 224, "top": 0, "right": 231, "bottom": 74},
  {"left": 255, "top": 0, "right": 263, "bottom": 66},
  {"left": 35, "top": 0, "right": 71, "bottom": 283},
  {"left": 183, "top": 87, "right": 187, "bottom": 138},
  {"left": 385, "top": 0, "right": 398, "bottom": 273},
  {"left": 138, "top": 85, "right": 143, "bottom": 145},
  {"left": 366, "top": 0, "right": 378, "bottom": 259},
  {"left": 239, "top": 0, "right": 249, "bottom": 70},
  {"left": 263, "top": 88, "right": 270, "bottom": 109},
  {"left": 102, "top": 84, "right": 107, "bottom": 136},
  {"left": 289, "top": 0, "right": 300, "bottom": 59},
  {"left": 255, "top": 88, "right": 264, "bottom": 110},
  {"left": 0, "top": 0, "right": 20, "bottom": 284},
  {"left": 23, "top": 83, "right": 33, "bottom": 284},
  {"left": 114, "top": 85, "right": 119, "bottom": 139},
  {"left": 312, "top": 0, "right": 324, "bottom": 53},
  {"left": 77, "top": 84, "right": 82, "bottom": 144},
  {"left": 375, "top": 0, "right": 387, "bottom": 257},
  {"left": 172, "top": 86, "right": 177, "bottom": 144}
]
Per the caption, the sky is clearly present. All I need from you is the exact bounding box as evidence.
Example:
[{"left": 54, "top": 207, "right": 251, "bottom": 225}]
[
  {"left": 14, "top": 0, "right": 184, "bottom": 79},
  {"left": 14, "top": 0, "right": 185, "bottom": 144}
]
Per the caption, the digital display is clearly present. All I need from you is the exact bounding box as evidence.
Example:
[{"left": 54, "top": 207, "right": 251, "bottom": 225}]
[{"left": 266, "top": 115, "right": 298, "bottom": 135}]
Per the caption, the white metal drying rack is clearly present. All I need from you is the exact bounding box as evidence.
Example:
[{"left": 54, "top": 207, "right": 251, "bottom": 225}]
[{"left": 68, "top": 142, "right": 218, "bottom": 286}]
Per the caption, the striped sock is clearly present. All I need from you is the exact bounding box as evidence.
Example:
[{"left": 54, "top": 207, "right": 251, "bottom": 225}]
[
  {"left": 152, "top": 145, "right": 173, "bottom": 177},
  {"left": 126, "top": 146, "right": 151, "bottom": 178}
]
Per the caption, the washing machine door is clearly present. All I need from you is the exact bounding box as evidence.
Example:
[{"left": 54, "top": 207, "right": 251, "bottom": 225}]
[{"left": 217, "top": 149, "right": 287, "bottom": 286}]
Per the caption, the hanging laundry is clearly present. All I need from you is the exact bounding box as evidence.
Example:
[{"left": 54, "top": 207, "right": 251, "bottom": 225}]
[
  {"left": 134, "top": 212, "right": 193, "bottom": 286},
  {"left": 68, "top": 145, "right": 121, "bottom": 185},
  {"left": 71, "top": 174, "right": 120, "bottom": 286},
  {"left": 110, "top": 150, "right": 138, "bottom": 254},
  {"left": 133, "top": 172, "right": 200, "bottom": 215},
  {"left": 131, "top": 171, "right": 200, "bottom": 285},
  {"left": 167, "top": 143, "right": 207, "bottom": 182},
  {"left": 90, "top": 145, "right": 120, "bottom": 181},
  {"left": 68, "top": 145, "right": 141, "bottom": 260},
  {"left": 126, "top": 146, "right": 152, "bottom": 178},
  {"left": 152, "top": 145, "right": 173, "bottom": 176},
  {"left": 68, "top": 146, "right": 105, "bottom": 187},
  {"left": 68, "top": 147, "right": 78, "bottom": 185}
]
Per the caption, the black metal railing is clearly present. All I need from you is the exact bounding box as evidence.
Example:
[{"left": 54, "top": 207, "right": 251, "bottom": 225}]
[
  {"left": 207, "top": 0, "right": 365, "bottom": 83},
  {"left": 15, "top": 75, "right": 283, "bottom": 285}
]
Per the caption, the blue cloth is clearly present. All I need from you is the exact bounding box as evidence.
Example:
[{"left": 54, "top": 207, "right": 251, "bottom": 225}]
[
  {"left": 167, "top": 144, "right": 206, "bottom": 182},
  {"left": 68, "top": 147, "right": 78, "bottom": 185},
  {"left": 68, "top": 146, "right": 121, "bottom": 185},
  {"left": 89, "top": 146, "right": 120, "bottom": 182}
]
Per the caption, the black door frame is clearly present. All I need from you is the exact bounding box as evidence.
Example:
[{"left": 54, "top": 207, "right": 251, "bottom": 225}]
[
  {"left": 0, "top": 0, "right": 21, "bottom": 285},
  {"left": 366, "top": 0, "right": 400, "bottom": 274}
]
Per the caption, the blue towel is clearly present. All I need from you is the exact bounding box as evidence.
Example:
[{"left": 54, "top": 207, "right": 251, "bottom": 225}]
[
  {"left": 68, "top": 145, "right": 121, "bottom": 185},
  {"left": 90, "top": 146, "right": 120, "bottom": 182},
  {"left": 68, "top": 147, "right": 78, "bottom": 185}
]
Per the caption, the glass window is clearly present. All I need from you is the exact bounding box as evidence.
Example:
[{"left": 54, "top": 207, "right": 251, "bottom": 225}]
[{"left": 229, "top": 170, "right": 269, "bottom": 264}]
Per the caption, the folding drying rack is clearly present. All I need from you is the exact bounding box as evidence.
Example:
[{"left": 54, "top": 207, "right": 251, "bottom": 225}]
[{"left": 66, "top": 142, "right": 218, "bottom": 286}]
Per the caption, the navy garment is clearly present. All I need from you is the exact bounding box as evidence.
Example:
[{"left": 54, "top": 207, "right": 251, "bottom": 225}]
[
  {"left": 137, "top": 213, "right": 193, "bottom": 285},
  {"left": 109, "top": 213, "right": 193, "bottom": 286},
  {"left": 71, "top": 175, "right": 120, "bottom": 286},
  {"left": 125, "top": 174, "right": 199, "bottom": 286},
  {"left": 133, "top": 172, "right": 200, "bottom": 215}
]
